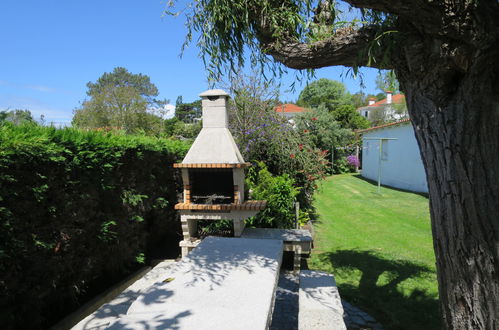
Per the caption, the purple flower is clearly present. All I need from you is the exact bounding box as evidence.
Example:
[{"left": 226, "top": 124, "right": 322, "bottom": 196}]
[{"left": 346, "top": 155, "right": 360, "bottom": 167}]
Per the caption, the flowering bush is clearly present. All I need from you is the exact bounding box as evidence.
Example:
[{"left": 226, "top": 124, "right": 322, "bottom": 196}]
[
  {"left": 224, "top": 83, "right": 327, "bottom": 210},
  {"left": 346, "top": 155, "right": 360, "bottom": 168},
  {"left": 294, "top": 105, "right": 354, "bottom": 174}
]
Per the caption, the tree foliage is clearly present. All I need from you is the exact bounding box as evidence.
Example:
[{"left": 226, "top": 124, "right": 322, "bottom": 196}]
[
  {"left": 86, "top": 67, "right": 160, "bottom": 102},
  {"left": 0, "top": 109, "right": 36, "bottom": 125},
  {"left": 351, "top": 91, "right": 378, "bottom": 108},
  {"left": 174, "top": 98, "right": 202, "bottom": 122},
  {"left": 332, "top": 104, "right": 370, "bottom": 130},
  {"left": 294, "top": 105, "right": 352, "bottom": 153},
  {"left": 163, "top": 117, "right": 202, "bottom": 139},
  {"left": 296, "top": 79, "right": 369, "bottom": 129},
  {"left": 297, "top": 79, "right": 352, "bottom": 111},
  {"left": 375, "top": 70, "right": 400, "bottom": 93},
  {"left": 72, "top": 67, "right": 166, "bottom": 134}
]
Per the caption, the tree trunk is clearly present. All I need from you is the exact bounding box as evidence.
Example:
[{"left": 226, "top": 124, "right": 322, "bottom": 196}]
[{"left": 399, "top": 49, "right": 499, "bottom": 329}]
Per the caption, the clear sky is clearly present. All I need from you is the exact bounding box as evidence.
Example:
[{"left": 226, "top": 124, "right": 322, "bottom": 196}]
[{"left": 0, "top": 0, "right": 381, "bottom": 125}]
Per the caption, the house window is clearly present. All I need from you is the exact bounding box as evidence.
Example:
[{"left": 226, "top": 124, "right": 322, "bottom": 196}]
[{"left": 381, "top": 140, "right": 389, "bottom": 160}]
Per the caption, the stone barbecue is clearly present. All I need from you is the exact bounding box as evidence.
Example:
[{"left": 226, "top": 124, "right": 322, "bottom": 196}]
[{"left": 174, "top": 89, "right": 266, "bottom": 256}]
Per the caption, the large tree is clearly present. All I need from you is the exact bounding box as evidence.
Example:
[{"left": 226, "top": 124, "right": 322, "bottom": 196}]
[
  {"left": 0, "top": 109, "right": 36, "bottom": 125},
  {"left": 174, "top": 97, "right": 202, "bottom": 122},
  {"left": 73, "top": 67, "right": 166, "bottom": 134},
  {"left": 171, "top": 1, "right": 499, "bottom": 328},
  {"left": 297, "top": 78, "right": 352, "bottom": 110}
]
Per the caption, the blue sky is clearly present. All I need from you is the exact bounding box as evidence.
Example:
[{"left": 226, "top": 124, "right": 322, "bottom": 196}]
[{"left": 0, "top": 0, "right": 381, "bottom": 125}]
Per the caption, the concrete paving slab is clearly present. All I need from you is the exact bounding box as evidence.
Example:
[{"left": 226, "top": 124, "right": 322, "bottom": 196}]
[
  {"left": 270, "top": 271, "right": 299, "bottom": 330},
  {"left": 113, "top": 237, "right": 283, "bottom": 330},
  {"left": 72, "top": 260, "right": 176, "bottom": 330},
  {"left": 299, "top": 270, "right": 346, "bottom": 330},
  {"left": 242, "top": 228, "right": 312, "bottom": 270},
  {"left": 242, "top": 228, "right": 312, "bottom": 242}
]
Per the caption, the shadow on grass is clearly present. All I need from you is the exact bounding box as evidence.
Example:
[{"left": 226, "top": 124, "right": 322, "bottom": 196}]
[
  {"left": 351, "top": 174, "right": 430, "bottom": 199},
  {"left": 317, "top": 249, "right": 440, "bottom": 330}
]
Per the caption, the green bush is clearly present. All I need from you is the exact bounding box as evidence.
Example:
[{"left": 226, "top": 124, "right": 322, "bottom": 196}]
[
  {"left": 245, "top": 163, "right": 299, "bottom": 229},
  {"left": 333, "top": 156, "right": 351, "bottom": 174},
  {"left": 0, "top": 123, "right": 189, "bottom": 328}
]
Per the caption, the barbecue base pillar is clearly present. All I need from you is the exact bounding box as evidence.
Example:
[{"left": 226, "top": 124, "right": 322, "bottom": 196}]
[
  {"left": 179, "top": 239, "right": 201, "bottom": 257},
  {"left": 181, "top": 218, "right": 198, "bottom": 241},
  {"left": 233, "top": 219, "right": 245, "bottom": 237}
]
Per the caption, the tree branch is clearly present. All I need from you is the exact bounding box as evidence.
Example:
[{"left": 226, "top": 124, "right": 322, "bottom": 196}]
[
  {"left": 344, "top": 0, "right": 441, "bottom": 23},
  {"left": 259, "top": 25, "right": 393, "bottom": 70}
]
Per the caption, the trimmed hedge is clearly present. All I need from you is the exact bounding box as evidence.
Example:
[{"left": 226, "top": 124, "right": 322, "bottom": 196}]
[{"left": 0, "top": 124, "right": 189, "bottom": 328}]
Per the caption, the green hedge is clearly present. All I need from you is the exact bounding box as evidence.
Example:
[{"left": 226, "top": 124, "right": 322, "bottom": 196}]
[{"left": 0, "top": 124, "right": 189, "bottom": 328}]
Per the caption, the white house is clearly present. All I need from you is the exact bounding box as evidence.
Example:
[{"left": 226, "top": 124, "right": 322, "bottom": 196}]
[
  {"left": 358, "top": 119, "right": 428, "bottom": 193},
  {"left": 357, "top": 91, "right": 408, "bottom": 122}
]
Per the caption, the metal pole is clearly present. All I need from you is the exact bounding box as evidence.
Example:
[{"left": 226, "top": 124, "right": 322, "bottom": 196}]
[
  {"left": 378, "top": 140, "right": 382, "bottom": 194},
  {"left": 355, "top": 145, "right": 360, "bottom": 173}
]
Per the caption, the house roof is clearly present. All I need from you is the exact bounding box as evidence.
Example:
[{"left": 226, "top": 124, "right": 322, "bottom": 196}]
[
  {"left": 274, "top": 104, "right": 308, "bottom": 113},
  {"left": 357, "top": 93, "right": 406, "bottom": 111},
  {"left": 356, "top": 118, "right": 411, "bottom": 134},
  {"left": 371, "top": 93, "right": 405, "bottom": 107}
]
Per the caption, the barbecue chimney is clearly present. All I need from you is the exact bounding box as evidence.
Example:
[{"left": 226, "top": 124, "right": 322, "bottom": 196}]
[{"left": 174, "top": 89, "right": 266, "bottom": 256}]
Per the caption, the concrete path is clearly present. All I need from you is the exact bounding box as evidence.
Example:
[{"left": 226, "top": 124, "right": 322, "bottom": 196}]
[{"left": 108, "top": 237, "right": 283, "bottom": 330}]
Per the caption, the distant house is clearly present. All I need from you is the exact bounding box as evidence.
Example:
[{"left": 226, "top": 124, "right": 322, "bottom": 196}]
[
  {"left": 274, "top": 104, "right": 308, "bottom": 123},
  {"left": 357, "top": 91, "right": 407, "bottom": 122},
  {"left": 357, "top": 119, "right": 428, "bottom": 193}
]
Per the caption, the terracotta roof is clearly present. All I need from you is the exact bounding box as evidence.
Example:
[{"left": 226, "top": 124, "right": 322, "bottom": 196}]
[
  {"left": 365, "top": 94, "right": 406, "bottom": 108},
  {"left": 356, "top": 118, "right": 411, "bottom": 133},
  {"left": 274, "top": 104, "right": 308, "bottom": 113}
]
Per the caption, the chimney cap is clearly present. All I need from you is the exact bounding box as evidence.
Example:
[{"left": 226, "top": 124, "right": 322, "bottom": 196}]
[
  {"left": 385, "top": 90, "right": 393, "bottom": 94},
  {"left": 199, "top": 89, "right": 230, "bottom": 98}
]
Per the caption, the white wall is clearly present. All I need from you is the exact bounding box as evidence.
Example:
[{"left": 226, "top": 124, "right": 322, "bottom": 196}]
[{"left": 361, "top": 123, "right": 428, "bottom": 193}]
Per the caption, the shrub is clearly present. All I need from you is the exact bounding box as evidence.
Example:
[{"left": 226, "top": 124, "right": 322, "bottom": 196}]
[
  {"left": 245, "top": 163, "right": 299, "bottom": 229},
  {"left": 333, "top": 156, "right": 351, "bottom": 174},
  {"left": 0, "top": 123, "right": 189, "bottom": 328},
  {"left": 228, "top": 98, "right": 328, "bottom": 209},
  {"left": 221, "top": 71, "right": 328, "bottom": 210}
]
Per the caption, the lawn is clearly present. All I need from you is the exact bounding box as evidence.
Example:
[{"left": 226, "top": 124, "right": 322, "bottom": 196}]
[{"left": 309, "top": 174, "right": 440, "bottom": 330}]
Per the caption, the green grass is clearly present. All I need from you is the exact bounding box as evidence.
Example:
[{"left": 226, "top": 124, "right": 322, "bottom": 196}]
[{"left": 310, "top": 174, "right": 440, "bottom": 330}]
